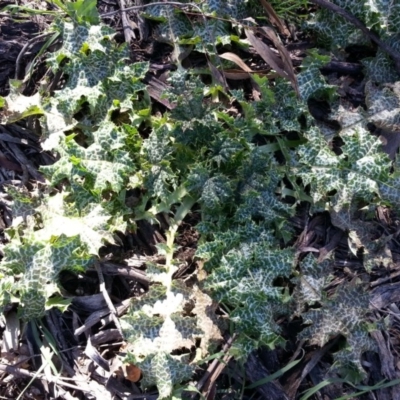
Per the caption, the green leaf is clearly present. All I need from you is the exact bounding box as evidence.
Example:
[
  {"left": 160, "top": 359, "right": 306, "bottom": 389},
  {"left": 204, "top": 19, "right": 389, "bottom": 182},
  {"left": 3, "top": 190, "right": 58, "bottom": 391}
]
[
  {"left": 246, "top": 356, "right": 303, "bottom": 389},
  {"left": 5, "top": 185, "right": 38, "bottom": 227},
  {"left": 297, "top": 125, "right": 390, "bottom": 209},
  {"left": 122, "top": 279, "right": 222, "bottom": 396},
  {"left": 366, "top": 81, "right": 400, "bottom": 131},
  {"left": 65, "top": 0, "right": 100, "bottom": 24},
  {"left": 45, "top": 296, "right": 72, "bottom": 313},
  {"left": 203, "top": 224, "right": 295, "bottom": 354},
  {"left": 297, "top": 51, "right": 335, "bottom": 101},
  {"left": 128, "top": 352, "right": 194, "bottom": 399}
]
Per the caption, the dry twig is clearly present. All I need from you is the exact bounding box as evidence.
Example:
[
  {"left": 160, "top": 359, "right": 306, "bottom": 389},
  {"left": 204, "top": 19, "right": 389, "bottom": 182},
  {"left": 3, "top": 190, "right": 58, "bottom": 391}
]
[
  {"left": 94, "top": 260, "right": 124, "bottom": 338},
  {"left": 118, "top": 0, "right": 137, "bottom": 43}
]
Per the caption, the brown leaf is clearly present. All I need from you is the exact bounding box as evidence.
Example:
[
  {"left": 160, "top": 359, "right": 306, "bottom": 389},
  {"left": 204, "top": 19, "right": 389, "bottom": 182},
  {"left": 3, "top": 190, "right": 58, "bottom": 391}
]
[
  {"left": 246, "top": 27, "right": 299, "bottom": 95},
  {"left": 245, "top": 29, "right": 287, "bottom": 78},
  {"left": 260, "top": 26, "right": 299, "bottom": 96},
  {"left": 125, "top": 363, "right": 142, "bottom": 382},
  {"left": 219, "top": 53, "right": 258, "bottom": 83},
  {"left": 219, "top": 52, "right": 253, "bottom": 72},
  {"left": 259, "top": 0, "right": 290, "bottom": 36},
  {"left": 145, "top": 76, "right": 176, "bottom": 110}
]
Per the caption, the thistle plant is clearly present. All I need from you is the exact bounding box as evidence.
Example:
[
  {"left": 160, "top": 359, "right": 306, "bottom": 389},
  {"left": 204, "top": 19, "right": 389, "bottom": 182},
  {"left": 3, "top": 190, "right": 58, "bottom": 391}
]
[{"left": 0, "top": 0, "right": 400, "bottom": 396}]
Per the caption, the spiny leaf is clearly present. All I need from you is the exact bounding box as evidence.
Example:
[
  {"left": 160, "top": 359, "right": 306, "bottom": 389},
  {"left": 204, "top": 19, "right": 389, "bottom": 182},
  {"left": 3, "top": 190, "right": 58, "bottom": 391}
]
[
  {"left": 126, "top": 352, "right": 194, "bottom": 399},
  {"left": 3, "top": 235, "right": 91, "bottom": 320},
  {"left": 37, "top": 193, "right": 114, "bottom": 255},
  {"left": 122, "top": 278, "right": 221, "bottom": 397},
  {"left": 42, "top": 121, "right": 134, "bottom": 193},
  {"left": 42, "top": 20, "right": 148, "bottom": 149},
  {"left": 299, "top": 284, "right": 377, "bottom": 381},
  {"left": 297, "top": 125, "right": 390, "bottom": 209},
  {"left": 291, "top": 254, "right": 333, "bottom": 316},
  {"left": 366, "top": 81, "right": 400, "bottom": 131},
  {"left": 297, "top": 50, "right": 335, "bottom": 101}
]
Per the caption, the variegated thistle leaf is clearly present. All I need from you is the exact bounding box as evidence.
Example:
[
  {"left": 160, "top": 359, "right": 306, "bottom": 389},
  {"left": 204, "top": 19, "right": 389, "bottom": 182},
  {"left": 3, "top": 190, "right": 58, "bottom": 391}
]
[
  {"left": 36, "top": 192, "right": 114, "bottom": 255},
  {"left": 1, "top": 190, "right": 114, "bottom": 318},
  {"left": 207, "top": 244, "right": 294, "bottom": 354},
  {"left": 299, "top": 284, "right": 377, "bottom": 382},
  {"left": 297, "top": 124, "right": 390, "bottom": 210},
  {"left": 0, "top": 275, "right": 14, "bottom": 314},
  {"left": 296, "top": 112, "right": 400, "bottom": 270},
  {"left": 2, "top": 234, "right": 91, "bottom": 320},
  {"left": 291, "top": 253, "right": 333, "bottom": 316},
  {"left": 315, "top": 85, "right": 400, "bottom": 207},
  {"left": 363, "top": 35, "right": 400, "bottom": 83},
  {"left": 330, "top": 207, "right": 393, "bottom": 271},
  {"left": 198, "top": 217, "right": 295, "bottom": 355},
  {"left": 366, "top": 81, "right": 400, "bottom": 132},
  {"left": 121, "top": 279, "right": 222, "bottom": 398},
  {"left": 0, "top": 80, "right": 43, "bottom": 124},
  {"left": 363, "top": 64, "right": 400, "bottom": 163},
  {"left": 42, "top": 20, "right": 148, "bottom": 150},
  {"left": 309, "top": 0, "right": 400, "bottom": 83},
  {"left": 142, "top": 0, "right": 249, "bottom": 55},
  {"left": 293, "top": 250, "right": 377, "bottom": 380},
  {"left": 42, "top": 121, "right": 134, "bottom": 194},
  {"left": 297, "top": 50, "right": 336, "bottom": 101},
  {"left": 4, "top": 185, "right": 38, "bottom": 228},
  {"left": 310, "top": 0, "right": 400, "bottom": 48},
  {"left": 141, "top": 122, "right": 178, "bottom": 199}
]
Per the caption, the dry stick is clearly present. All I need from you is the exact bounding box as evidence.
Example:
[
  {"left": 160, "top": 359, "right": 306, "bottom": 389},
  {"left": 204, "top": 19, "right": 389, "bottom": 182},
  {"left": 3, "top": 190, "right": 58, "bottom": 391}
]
[
  {"left": 74, "top": 299, "right": 131, "bottom": 336},
  {"left": 99, "top": 261, "right": 150, "bottom": 285},
  {"left": 94, "top": 260, "right": 124, "bottom": 338},
  {"left": 118, "top": 0, "right": 137, "bottom": 43},
  {"left": 101, "top": 1, "right": 202, "bottom": 17},
  {"left": 309, "top": 0, "right": 400, "bottom": 74},
  {"left": 0, "top": 364, "right": 89, "bottom": 392},
  {"left": 194, "top": 334, "right": 237, "bottom": 397}
]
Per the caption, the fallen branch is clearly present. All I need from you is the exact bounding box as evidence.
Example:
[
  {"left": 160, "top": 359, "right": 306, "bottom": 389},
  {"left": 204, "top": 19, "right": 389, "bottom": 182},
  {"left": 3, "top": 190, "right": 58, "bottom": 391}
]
[{"left": 118, "top": 0, "right": 136, "bottom": 43}]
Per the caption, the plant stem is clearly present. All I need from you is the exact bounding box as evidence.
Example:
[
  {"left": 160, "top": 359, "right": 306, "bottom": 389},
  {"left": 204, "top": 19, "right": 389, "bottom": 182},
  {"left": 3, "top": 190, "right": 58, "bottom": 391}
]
[{"left": 165, "top": 195, "right": 196, "bottom": 287}]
